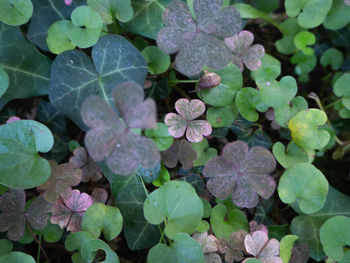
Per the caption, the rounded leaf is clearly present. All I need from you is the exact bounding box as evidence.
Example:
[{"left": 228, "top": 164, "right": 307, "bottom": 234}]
[
  {"left": 280, "top": 235, "right": 299, "bottom": 263},
  {"left": 80, "top": 239, "right": 120, "bottom": 263},
  {"left": 87, "top": 0, "right": 133, "bottom": 24},
  {"left": 47, "top": 20, "right": 75, "bottom": 55},
  {"left": 0, "top": 0, "right": 33, "bottom": 26},
  {"left": 142, "top": 46, "right": 171, "bottom": 75}
]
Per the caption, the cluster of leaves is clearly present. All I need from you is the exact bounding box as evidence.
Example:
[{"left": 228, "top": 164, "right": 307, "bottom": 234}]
[{"left": 0, "top": 0, "right": 350, "bottom": 262}]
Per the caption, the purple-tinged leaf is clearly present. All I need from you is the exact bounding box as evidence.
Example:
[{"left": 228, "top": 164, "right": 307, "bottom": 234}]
[
  {"left": 26, "top": 197, "right": 52, "bottom": 230},
  {"left": 203, "top": 141, "right": 276, "bottom": 208},
  {"left": 193, "top": 232, "right": 222, "bottom": 263},
  {"left": 6, "top": 116, "right": 20, "bottom": 124},
  {"left": 218, "top": 230, "right": 247, "bottom": 263},
  {"left": 289, "top": 243, "right": 309, "bottom": 263},
  {"left": 165, "top": 99, "right": 212, "bottom": 143},
  {"left": 69, "top": 147, "right": 102, "bottom": 183},
  {"left": 91, "top": 188, "right": 108, "bottom": 204},
  {"left": 161, "top": 139, "right": 197, "bottom": 170},
  {"left": 157, "top": 0, "right": 242, "bottom": 76},
  {"left": 225, "top": 30, "right": 265, "bottom": 71},
  {"left": 345, "top": 0, "right": 350, "bottom": 6},
  {"left": 37, "top": 161, "right": 82, "bottom": 203},
  {"left": 50, "top": 189, "right": 93, "bottom": 232},
  {"left": 250, "top": 221, "right": 268, "bottom": 234}
]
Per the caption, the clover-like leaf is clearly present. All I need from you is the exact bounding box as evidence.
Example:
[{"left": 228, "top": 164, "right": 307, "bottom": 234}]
[
  {"left": 51, "top": 189, "right": 93, "bottom": 232},
  {"left": 274, "top": 96, "right": 308, "bottom": 128},
  {"left": 272, "top": 142, "right": 311, "bottom": 169},
  {"left": 278, "top": 163, "right": 329, "bottom": 214},
  {"left": 236, "top": 87, "right": 262, "bottom": 122},
  {"left": 145, "top": 123, "right": 174, "bottom": 151},
  {"left": 69, "top": 147, "right": 102, "bottom": 183},
  {"left": 87, "top": 0, "right": 133, "bottom": 24},
  {"left": 204, "top": 141, "right": 276, "bottom": 208},
  {"left": 26, "top": 197, "right": 52, "bottom": 230},
  {"left": 161, "top": 139, "right": 197, "bottom": 170},
  {"left": 0, "top": 0, "right": 33, "bottom": 26},
  {"left": 142, "top": 46, "right": 171, "bottom": 75},
  {"left": 225, "top": 30, "right": 265, "bottom": 72},
  {"left": 251, "top": 54, "right": 281, "bottom": 83},
  {"left": 288, "top": 109, "right": 330, "bottom": 151},
  {"left": 243, "top": 230, "right": 282, "bottom": 263},
  {"left": 320, "top": 48, "right": 344, "bottom": 70},
  {"left": 192, "top": 139, "right": 218, "bottom": 167},
  {"left": 275, "top": 18, "right": 303, "bottom": 55},
  {"left": 207, "top": 104, "right": 238, "bottom": 128},
  {"left": 37, "top": 161, "right": 82, "bottom": 203},
  {"left": 324, "top": 0, "right": 350, "bottom": 30},
  {"left": 157, "top": 0, "right": 242, "bottom": 76},
  {"left": 294, "top": 31, "right": 315, "bottom": 55},
  {"left": 143, "top": 181, "right": 203, "bottom": 238},
  {"left": 218, "top": 230, "right": 247, "bottom": 263},
  {"left": 81, "top": 84, "right": 160, "bottom": 176},
  {"left": 193, "top": 232, "right": 222, "bottom": 263},
  {"left": 165, "top": 99, "right": 212, "bottom": 143},
  {"left": 91, "top": 188, "right": 108, "bottom": 204}
]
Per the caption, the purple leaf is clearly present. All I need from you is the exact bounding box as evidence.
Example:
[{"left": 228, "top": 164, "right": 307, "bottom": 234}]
[
  {"left": 165, "top": 99, "right": 212, "bottom": 143},
  {"left": 203, "top": 141, "right": 276, "bottom": 208},
  {"left": 37, "top": 161, "right": 82, "bottom": 203},
  {"left": 26, "top": 197, "right": 52, "bottom": 230},
  {"left": 249, "top": 221, "right": 268, "bottom": 234},
  {"left": 217, "top": 230, "right": 247, "bottom": 263},
  {"left": 161, "top": 139, "right": 197, "bottom": 170},
  {"left": 289, "top": 243, "right": 309, "bottom": 263},
  {"left": 225, "top": 30, "right": 265, "bottom": 72},
  {"left": 157, "top": 0, "right": 242, "bottom": 76},
  {"left": 193, "top": 232, "right": 222, "bottom": 263},
  {"left": 6, "top": 116, "right": 20, "bottom": 124},
  {"left": 50, "top": 189, "right": 92, "bottom": 232},
  {"left": 69, "top": 147, "right": 102, "bottom": 183},
  {"left": 345, "top": 0, "right": 350, "bottom": 6},
  {"left": 91, "top": 188, "right": 108, "bottom": 204}
]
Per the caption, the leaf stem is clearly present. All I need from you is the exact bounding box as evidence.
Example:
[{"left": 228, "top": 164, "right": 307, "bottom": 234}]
[
  {"left": 36, "top": 234, "right": 42, "bottom": 263},
  {"left": 27, "top": 222, "right": 49, "bottom": 261},
  {"left": 139, "top": 176, "right": 149, "bottom": 197},
  {"left": 168, "top": 80, "right": 198, "bottom": 84},
  {"left": 324, "top": 98, "right": 342, "bottom": 109}
]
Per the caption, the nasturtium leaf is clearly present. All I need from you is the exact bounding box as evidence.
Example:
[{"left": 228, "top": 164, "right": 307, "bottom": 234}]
[
  {"left": 51, "top": 189, "right": 93, "bottom": 232},
  {"left": 280, "top": 235, "right": 299, "bottom": 263},
  {"left": 37, "top": 100, "right": 67, "bottom": 134},
  {"left": 0, "top": 252, "right": 36, "bottom": 263},
  {"left": 334, "top": 74, "right": 350, "bottom": 110},
  {"left": 274, "top": 96, "right": 308, "bottom": 128},
  {"left": 142, "top": 46, "right": 171, "bottom": 75},
  {"left": 257, "top": 76, "right": 298, "bottom": 109},
  {"left": 50, "top": 34, "right": 148, "bottom": 129},
  {"left": 147, "top": 232, "right": 204, "bottom": 263},
  {"left": 294, "top": 31, "right": 316, "bottom": 55},
  {"left": 207, "top": 104, "right": 238, "bottom": 128},
  {"left": 320, "top": 216, "right": 350, "bottom": 261},
  {"left": 251, "top": 54, "right": 281, "bottom": 82},
  {"left": 320, "top": 48, "right": 344, "bottom": 70},
  {"left": 0, "top": 23, "right": 51, "bottom": 109},
  {"left": 218, "top": 230, "right": 247, "bottom": 262},
  {"left": 204, "top": 141, "right": 276, "bottom": 208},
  {"left": 275, "top": 18, "right": 303, "bottom": 55},
  {"left": 136, "top": 163, "right": 161, "bottom": 183},
  {"left": 324, "top": 0, "right": 350, "bottom": 30},
  {"left": 210, "top": 204, "right": 248, "bottom": 239},
  {"left": 199, "top": 63, "right": 243, "bottom": 107},
  {"left": 87, "top": 0, "right": 133, "bottom": 24},
  {"left": 225, "top": 30, "right": 265, "bottom": 72},
  {"left": 0, "top": 120, "right": 53, "bottom": 189},
  {"left": 0, "top": 66, "right": 9, "bottom": 98},
  {"left": 144, "top": 181, "right": 203, "bottom": 238},
  {"left": 165, "top": 99, "right": 212, "bottom": 143},
  {"left": 288, "top": 109, "right": 330, "bottom": 151},
  {"left": 69, "top": 6, "right": 103, "bottom": 48},
  {"left": 0, "top": 0, "right": 33, "bottom": 26},
  {"left": 47, "top": 20, "right": 76, "bottom": 54},
  {"left": 80, "top": 239, "right": 119, "bottom": 263},
  {"left": 157, "top": 0, "right": 242, "bottom": 76},
  {"left": 161, "top": 139, "right": 197, "bottom": 170},
  {"left": 272, "top": 142, "right": 311, "bottom": 169},
  {"left": 236, "top": 87, "right": 261, "bottom": 122},
  {"left": 145, "top": 123, "right": 174, "bottom": 151},
  {"left": 81, "top": 203, "right": 123, "bottom": 240},
  {"left": 69, "top": 147, "right": 102, "bottom": 183},
  {"left": 191, "top": 139, "right": 217, "bottom": 167},
  {"left": 278, "top": 163, "right": 329, "bottom": 214},
  {"left": 152, "top": 164, "right": 170, "bottom": 187},
  {"left": 37, "top": 161, "right": 82, "bottom": 203},
  {"left": 244, "top": 230, "right": 282, "bottom": 263},
  {"left": 284, "top": 0, "right": 332, "bottom": 28}
]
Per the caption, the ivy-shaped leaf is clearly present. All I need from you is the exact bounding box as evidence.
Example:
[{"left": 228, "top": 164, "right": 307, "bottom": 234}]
[
  {"left": 165, "top": 99, "right": 212, "bottom": 143},
  {"left": 49, "top": 34, "right": 148, "bottom": 129},
  {"left": 203, "top": 141, "right": 276, "bottom": 208},
  {"left": 225, "top": 30, "right": 265, "bottom": 72},
  {"left": 0, "top": 0, "right": 33, "bottom": 26},
  {"left": 87, "top": 0, "right": 133, "bottom": 24},
  {"left": 161, "top": 139, "right": 197, "bottom": 170},
  {"left": 157, "top": 0, "right": 242, "bottom": 76},
  {"left": 37, "top": 100, "right": 67, "bottom": 134},
  {"left": 217, "top": 230, "right": 247, "bottom": 262}
]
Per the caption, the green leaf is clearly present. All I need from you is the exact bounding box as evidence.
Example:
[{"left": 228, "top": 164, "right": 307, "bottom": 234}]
[
  {"left": 0, "top": 65, "right": 9, "bottom": 98},
  {"left": 82, "top": 203, "right": 123, "bottom": 241},
  {"left": 0, "top": 120, "right": 53, "bottom": 189},
  {"left": 272, "top": 142, "right": 311, "bottom": 169},
  {"left": 65, "top": 231, "right": 95, "bottom": 252},
  {"left": 291, "top": 52, "right": 317, "bottom": 82},
  {"left": 199, "top": 63, "right": 243, "bottom": 107},
  {"left": 0, "top": 252, "right": 35, "bottom": 263},
  {"left": 80, "top": 239, "right": 119, "bottom": 263},
  {"left": 280, "top": 235, "right": 299, "bottom": 263},
  {"left": 34, "top": 222, "right": 63, "bottom": 243},
  {"left": 207, "top": 104, "right": 238, "bottom": 128},
  {"left": 274, "top": 96, "right": 308, "bottom": 128},
  {"left": 288, "top": 109, "right": 330, "bottom": 151},
  {"left": 142, "top": 46, "right": 170, "bottom": 75},
  {"left": 152, "top": 164, "right": 170, "bottom": 187},
  {"left": 191, "top": 139, "right": 217, "bottom": 167},
  {"left": 144, "top": 181, "right": 203, "bottom": 239},
  {"left": 320, "top": 48, "right": 344, "bottom": 70},
  {"left": 196, "top": 220, "right": 210, "bottom": 233},
  {"left": 0, "top": 0, "right": 33, "bottom": 26},
  {"left": 47, "top": 20, "right": 76, "bottom": 55},
  {"left": 256, "top": 0, "right": 279, "bottom": 13},
  {"left": 87, "top": 0, "right": 133, "bottom": 24},
  {"left": 145, "top": 123, "right": 174, "bottom": 151},
  {"left": 147, "top": 233, "right": 204, "bottom": 263},
  {"left": 294, "top": 31, "right": 315, "bottom": 55},
  {"left": 0, "top": 239, "right": 12, "bottom": 257},
  {"left": 323, "top": 0, "right": 350, "bottom": 30},
  {"left": 137, "top": 163, "right": 161, "bottom": 183},
  {"left": 49, "top": 34, "right": 147, "bottom": 129},
  {"left": 278, "top": 163, "right": 329, "bottom": 214},
  {"left": 121, "top": 0, "right": 172, "bottom": 40},
  {"left": 179, "top": 173, "right": 204, "bottom": 196},
  {"left": 210, "top": 204, "right": 249, "bottom": 239},
  {"left": 235, "top": 87, "right": 261, "bottom": 122},
  {"left": 69, "top": 6, "right": 103, "bottom": 48},
  {"left": 285, "top": 0, "right": 332, "bottom": 28},
  {"left": 0, "top": 23, "right": 51, "bottom": 110},
  {"left": 251, "top": 54, "right": 281, "bottom": 82},
  {"left": 334, "top": 73, "right": 350, "bottom": 110},
  {"left": 276, "top": 18, "right": 303, "bottom": 55}
]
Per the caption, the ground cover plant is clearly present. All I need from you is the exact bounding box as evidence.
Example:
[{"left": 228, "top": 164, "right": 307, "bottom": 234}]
[{"left": 1, "top": 0, "right": 350, "bottom": 262}]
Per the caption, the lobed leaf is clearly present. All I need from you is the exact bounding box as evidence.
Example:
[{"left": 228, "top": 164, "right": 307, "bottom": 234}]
[
  {"left": 46, "top": 20, "right": 76, "bottom": 55},
  {"left": 320, "top": 48, "right": 344, "bottom": 70},
  {"left": 87, "top": 0, "right": 133, "bottom": 24},
  {"left": 323, "top": 0, "right": 350, "bottom": 30},
  {"left": 272, "top": 142, "right": 311, "bottom": 169},
  {"left": 161, "top": 139, "right": 197, "bottom": 170},
  {"left": 294, "top": 31, "right": 316, "bottom": 55},
  {"left": 217, "top": 230, "right": 247, "bottom": 262},
  {"left": 0, "top": 0, "right": 33, "bottom": 26},
  {"left": 142, "top": 46, "right": 171, "bottom": 75},
  {"left": 191, "top": 139, "right": 218, "bottom": 167},
  {"left": 145, "top": 123, "right": 174, "bottom": 151}
]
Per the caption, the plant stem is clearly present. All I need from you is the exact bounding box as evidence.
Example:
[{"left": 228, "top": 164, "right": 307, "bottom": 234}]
[
  {"left": 36, "top": 234, "right": 42, "bottom": 263},
  {"left": 168, "top": 80, "right": 198, "bottom": 84},
  {"left": 140, "top": 177, "right": 149, "bottom": 197},
  {"left": 324, "top": 98, "right": 342, "bottom": 109},
  {"left": 27, "top": 222, "right": 49, "bottom": 261},
  {"left": 174, "top": 87, "right": 190, "bottom": 99}
]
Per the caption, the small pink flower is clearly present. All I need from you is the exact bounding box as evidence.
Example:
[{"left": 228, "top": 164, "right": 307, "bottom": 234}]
[
  {"left": 6, "top": 116, "right": 20, "bottom": 124},
  {"left": 64, "top": 0, "right": 72, "bottom": 5},
  {"left": 165, "top": 98, "right": 212, "bottom": 143}
]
